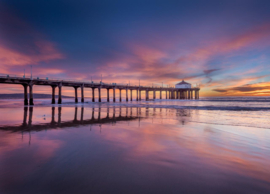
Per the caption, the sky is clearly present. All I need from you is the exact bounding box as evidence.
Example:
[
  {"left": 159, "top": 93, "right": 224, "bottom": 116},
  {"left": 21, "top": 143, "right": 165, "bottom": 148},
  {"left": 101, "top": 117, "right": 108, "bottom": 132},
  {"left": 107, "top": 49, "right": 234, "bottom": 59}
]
[{"left": 1, "top": 0, "right": 270, "bottom": 97}]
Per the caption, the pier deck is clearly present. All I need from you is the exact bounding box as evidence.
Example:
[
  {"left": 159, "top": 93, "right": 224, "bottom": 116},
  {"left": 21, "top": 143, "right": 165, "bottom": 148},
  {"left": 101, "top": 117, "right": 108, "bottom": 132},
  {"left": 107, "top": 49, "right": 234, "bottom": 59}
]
[{"left": 0, "top": 75, "right": 200, "bottom": 105}]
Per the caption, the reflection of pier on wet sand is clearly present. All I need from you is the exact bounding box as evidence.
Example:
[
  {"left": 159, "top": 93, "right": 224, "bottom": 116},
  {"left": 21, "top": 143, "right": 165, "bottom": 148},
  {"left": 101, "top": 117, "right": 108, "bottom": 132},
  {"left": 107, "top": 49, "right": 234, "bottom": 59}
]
[{"left": 0, "top": 106, "right": 144, "bottom": 132}]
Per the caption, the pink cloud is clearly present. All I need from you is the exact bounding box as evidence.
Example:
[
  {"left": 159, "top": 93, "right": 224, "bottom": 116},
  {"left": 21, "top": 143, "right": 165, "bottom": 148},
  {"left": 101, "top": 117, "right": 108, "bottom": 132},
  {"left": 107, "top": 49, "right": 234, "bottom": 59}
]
[
  {"left": 96, "top": 23, "right": 270, "bottom": 90},
  {"left": 0, "top": 41, "right": 64, "bottom": 67}
]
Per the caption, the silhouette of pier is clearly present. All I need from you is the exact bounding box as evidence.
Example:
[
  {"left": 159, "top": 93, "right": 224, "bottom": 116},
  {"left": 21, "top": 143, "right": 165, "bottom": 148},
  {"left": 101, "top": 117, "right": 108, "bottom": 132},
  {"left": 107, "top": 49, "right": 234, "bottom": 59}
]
[{"left": 0, "top": 75, "right": 200, "bottom": 105}]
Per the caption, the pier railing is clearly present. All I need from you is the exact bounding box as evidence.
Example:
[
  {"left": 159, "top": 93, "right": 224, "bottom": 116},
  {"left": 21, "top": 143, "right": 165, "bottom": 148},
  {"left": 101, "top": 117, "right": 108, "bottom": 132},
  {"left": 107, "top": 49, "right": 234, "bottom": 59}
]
[{"left": 0, "top": 73, "right": 200, "bottom": 89}]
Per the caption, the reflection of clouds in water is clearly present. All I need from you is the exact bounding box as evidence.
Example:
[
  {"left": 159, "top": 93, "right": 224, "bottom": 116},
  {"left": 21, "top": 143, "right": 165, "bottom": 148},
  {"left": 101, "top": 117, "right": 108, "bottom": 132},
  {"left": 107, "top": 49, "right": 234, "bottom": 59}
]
[
  {"left": 203, "top": 126, "right": 217, "bottom": 134},
  {"left": 0, "top": 105, "right": 270, "bottom": 193}
]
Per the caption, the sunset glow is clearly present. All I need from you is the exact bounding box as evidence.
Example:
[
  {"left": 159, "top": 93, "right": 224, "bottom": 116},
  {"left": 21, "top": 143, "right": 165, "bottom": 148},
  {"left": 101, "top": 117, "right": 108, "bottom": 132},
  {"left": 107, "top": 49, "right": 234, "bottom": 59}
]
[{"left": 1, "top": 0, "right": 270, "bottom": 96}]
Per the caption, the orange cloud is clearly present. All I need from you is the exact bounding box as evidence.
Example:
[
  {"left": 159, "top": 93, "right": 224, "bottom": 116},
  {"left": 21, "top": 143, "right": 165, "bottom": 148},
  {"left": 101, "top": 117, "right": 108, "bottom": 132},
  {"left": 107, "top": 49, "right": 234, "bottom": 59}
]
[{"left": 211, "top": 81, "right": 270, "bottom": 96}]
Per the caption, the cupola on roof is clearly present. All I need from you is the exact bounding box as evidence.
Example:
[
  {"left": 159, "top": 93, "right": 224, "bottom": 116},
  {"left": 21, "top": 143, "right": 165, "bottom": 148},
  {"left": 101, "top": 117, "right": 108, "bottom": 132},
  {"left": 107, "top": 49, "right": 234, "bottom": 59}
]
[{"left": 176, "top": 80, "right": 191, "bottom": 85}]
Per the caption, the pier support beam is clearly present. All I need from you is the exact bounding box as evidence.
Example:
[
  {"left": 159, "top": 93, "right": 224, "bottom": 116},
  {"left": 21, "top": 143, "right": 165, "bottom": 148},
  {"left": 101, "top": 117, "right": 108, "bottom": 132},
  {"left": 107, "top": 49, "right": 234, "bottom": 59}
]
[
  {"left": 136, "top": 89, "right": 138, "bottom": 101},
  {"left": 74, "top": 87, "right": 78, "bottom": 103},
  {"left": 119, "top": 89, "right": 122, "bottom": 102},
  {"left": 58, "top": 85, "right": 62, "bottom": 104},
  {"left": 29, "top": 84, "right": 34, "bottom": 105},
  {"left": 146, "top": 90, "right": 149, "bottom": 100},
  {"left": 51, "top": 86, "right": 56, "bottom": 104},
  {"left": 23, "top": 84, "right": 28, "bottom": 105},
  {"left": 126, "top": 88, "right": 128, "bottom": 101},
  {"left": 92, "top": 88, "right": 95, "bottom": 102},
  {"left": 166, "top": 91, "right": 167, "bottom": 99},
  {"left": 81, "top": 85, "right": 84, "bottom": 103},
  {"left": 153, "top": 90, "right": 156, "bottom": 99},
  {"left": 98, "top": 87, "right": 101, "bottom": 102},
  {"left": 107, "top": 89, "right": 110, "bottom": 102},
  {"left": 139, "top": 90, "right": 141, "bottom": 101},
  {"left": 191, "top": 90, "right": 193, "bottom": 99},
  {"left": 113, "top": 88, "right": 116, "bottom": 102},
  {"left": 160, "top": 90, "right": 162, "bottom": 99},
  {"left": 130, "top": 90, "right": 133, "bottom": 101}
]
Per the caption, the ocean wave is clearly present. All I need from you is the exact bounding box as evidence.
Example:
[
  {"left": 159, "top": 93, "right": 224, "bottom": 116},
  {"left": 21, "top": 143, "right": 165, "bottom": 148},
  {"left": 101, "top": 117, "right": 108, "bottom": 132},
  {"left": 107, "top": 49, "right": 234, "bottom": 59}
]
[{"left": 199, "top": 99, "right": 270, "bottom": 102}]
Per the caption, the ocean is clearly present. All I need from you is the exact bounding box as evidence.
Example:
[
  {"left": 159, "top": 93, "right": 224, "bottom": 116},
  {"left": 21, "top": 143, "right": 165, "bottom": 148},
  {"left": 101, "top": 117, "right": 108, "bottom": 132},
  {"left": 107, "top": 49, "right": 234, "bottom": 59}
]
[{"left": 0, "top": 97, "right": 270, "bottom": 193}]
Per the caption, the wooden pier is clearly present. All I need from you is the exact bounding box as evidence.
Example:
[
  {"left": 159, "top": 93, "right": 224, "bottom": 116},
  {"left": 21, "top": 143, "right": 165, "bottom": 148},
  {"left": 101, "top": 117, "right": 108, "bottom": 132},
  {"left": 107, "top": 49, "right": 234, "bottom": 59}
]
[{"left": 0, "top": 75, "right": 200, "bottom": 105}]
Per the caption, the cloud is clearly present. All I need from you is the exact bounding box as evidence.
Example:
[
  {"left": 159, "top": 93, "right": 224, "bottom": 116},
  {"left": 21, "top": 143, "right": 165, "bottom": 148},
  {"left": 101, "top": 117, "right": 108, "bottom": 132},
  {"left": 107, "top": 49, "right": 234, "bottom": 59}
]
[
  {"left": 0, "top": 6, "right": 64, "bottom": 71},
  {"left": 203, "top": 68, "right": 221, "bottom": 83},
  {"left": 212, "top": 82, "right": 270, "bottom": 95},
  {"left": 0, "top": 41, "right": 63, "bottom": 66},
  {"left": 213, "top": 89, "right": 228, "bottom": 93},
  {"left": 96, "top": 23, "right": 270, "bottom": 88}
]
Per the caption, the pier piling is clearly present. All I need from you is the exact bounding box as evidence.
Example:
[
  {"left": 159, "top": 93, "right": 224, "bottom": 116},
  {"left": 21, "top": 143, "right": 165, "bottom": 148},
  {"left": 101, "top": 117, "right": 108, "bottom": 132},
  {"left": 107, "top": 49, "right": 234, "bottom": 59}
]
[
  {"left": 29, "top": 84, "right": 34, "bottom": 105},
  {"left": 23, "top": 84, "right": 28, "bottom": 105},
  {"left": 92, "top": 88, "right": 95, "bottom": 102},
  {"left": 74, "top": 87, "right": 78, "bottom": 103},
  {"left": 58, "top": 85, "right": 62, "bottom": 104},
  {"left": 51, "top": 86, "right": 56, "bottom": 104},
  {"left": 81, "top": 85, "right": 84, "bottom": 103}
]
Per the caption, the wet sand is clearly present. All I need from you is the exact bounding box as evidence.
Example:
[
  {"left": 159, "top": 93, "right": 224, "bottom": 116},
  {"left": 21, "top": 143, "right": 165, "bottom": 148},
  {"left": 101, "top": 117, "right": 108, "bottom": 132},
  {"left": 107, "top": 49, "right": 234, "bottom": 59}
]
[{"left": 0, "top": 99, "right": 270, "bottom": 194}]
